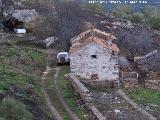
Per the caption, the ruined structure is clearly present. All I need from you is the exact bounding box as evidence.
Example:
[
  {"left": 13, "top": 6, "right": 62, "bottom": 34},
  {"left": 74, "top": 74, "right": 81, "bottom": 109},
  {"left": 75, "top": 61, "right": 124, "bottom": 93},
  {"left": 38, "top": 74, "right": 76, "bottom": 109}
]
[{"left": 69, "top": 29, "right": 119, "bottom": 81}]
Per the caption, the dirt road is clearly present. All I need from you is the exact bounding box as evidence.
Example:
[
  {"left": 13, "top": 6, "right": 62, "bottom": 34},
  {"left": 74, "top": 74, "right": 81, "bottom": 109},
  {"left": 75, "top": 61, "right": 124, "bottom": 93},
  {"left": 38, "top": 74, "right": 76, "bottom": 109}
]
[{"left": 41, "top": 50, "right": 80, "bottom": 120}]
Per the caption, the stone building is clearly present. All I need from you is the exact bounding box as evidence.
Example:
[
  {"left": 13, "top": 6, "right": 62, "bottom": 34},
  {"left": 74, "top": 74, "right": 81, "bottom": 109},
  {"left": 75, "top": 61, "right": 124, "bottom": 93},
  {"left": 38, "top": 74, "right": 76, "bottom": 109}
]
[{"left": 69, "top": 29, "right": 119, "bottom": 81}]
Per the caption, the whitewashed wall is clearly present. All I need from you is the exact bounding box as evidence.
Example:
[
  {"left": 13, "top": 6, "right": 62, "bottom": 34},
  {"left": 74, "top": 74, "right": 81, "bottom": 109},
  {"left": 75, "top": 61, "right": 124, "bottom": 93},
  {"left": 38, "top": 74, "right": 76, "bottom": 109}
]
[{"left": 70, "top": 43, "right": 119, "bottom": 81}]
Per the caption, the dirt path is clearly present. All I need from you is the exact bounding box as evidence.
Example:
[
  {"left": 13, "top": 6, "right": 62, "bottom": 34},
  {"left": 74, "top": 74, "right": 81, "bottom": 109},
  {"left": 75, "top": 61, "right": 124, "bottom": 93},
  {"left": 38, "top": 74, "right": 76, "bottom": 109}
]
[
  {"left": 42, "top": 66, "right": 64, "bottom": 120},
  {"left": 42, "top": 50, "right": 80, "bottom": 120},
  {"left": 54, "top": 66, "right": 80, "bottom": 120}
]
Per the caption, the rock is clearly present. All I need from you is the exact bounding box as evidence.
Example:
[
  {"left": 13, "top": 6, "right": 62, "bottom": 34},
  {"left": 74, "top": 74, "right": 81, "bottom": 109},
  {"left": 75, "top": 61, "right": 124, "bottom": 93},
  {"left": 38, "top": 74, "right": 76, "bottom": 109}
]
[
  {"left": 43, "top": 37, "right": 57, "bottom": 48},
  {"left": 111, "top": 20, "right": 134, "bottom": 29},
  {"left": 12, "top": 9, "right": 38, "bottom": 23},
  {"left": 112, "top": 21, "right": 122, "bottom": 26},
  {"left": 114, "top": 109, "right": 121, "bottom": 114},
  {"left": 125, "top": 20, "right": 134, "bottom": 29},
  {"left": 12, "top": 9, "right": 39, "bottom": 31}
]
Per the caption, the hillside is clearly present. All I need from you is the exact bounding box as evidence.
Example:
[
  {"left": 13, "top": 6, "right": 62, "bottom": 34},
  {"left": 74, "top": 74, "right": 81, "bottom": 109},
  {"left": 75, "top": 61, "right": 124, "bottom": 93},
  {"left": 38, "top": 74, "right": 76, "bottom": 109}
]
[{"left": 0, "top": 0, "right": 160, "bottom": 119}]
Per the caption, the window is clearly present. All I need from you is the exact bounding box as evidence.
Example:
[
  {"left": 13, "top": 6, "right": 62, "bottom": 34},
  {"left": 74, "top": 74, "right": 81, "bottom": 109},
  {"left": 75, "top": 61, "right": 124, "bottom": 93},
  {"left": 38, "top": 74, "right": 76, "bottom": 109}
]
[{"left": 91, "top": 55, "right": 97, "bottom": 59}]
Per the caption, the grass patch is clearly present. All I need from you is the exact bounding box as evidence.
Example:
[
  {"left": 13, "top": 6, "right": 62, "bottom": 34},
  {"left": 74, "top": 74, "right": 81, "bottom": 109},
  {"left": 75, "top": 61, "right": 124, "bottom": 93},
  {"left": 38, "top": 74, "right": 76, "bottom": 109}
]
[
  {"left": 0, "top": 45, "right": 54, "bottom": 120},
  {"left": 45, "top": 65, "right": 71, "bottom": 120},
  {"left": 126, "top": 88, "right": 160, "bottom": 111},
  {"left": 0, "top": 97, "right": 33, "bottom": 120},
  {"left": 60, "top": 65, "right": 87, "bottom": 120}
]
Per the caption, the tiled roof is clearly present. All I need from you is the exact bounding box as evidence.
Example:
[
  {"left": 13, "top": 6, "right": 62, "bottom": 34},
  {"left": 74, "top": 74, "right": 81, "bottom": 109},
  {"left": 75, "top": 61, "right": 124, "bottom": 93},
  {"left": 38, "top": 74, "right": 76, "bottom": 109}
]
[
  {"left": 70, "top": 28, "right": 116, "bottom": 44},
  {"left": 69, "top": 36, "right": 119, "bottom": 53}
]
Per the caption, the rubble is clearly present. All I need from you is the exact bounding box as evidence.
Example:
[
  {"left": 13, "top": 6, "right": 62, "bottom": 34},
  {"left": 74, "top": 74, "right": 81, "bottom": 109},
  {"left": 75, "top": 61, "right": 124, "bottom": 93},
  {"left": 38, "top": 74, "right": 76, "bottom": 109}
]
[{"left": 111, "top": 20, "right": 134, "bottom": 29}]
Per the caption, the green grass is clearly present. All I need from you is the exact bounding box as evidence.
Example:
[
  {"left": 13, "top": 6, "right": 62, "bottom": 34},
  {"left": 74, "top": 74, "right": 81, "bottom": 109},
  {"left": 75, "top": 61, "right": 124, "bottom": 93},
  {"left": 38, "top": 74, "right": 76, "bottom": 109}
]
[
  {"left": 0, "top": 45, "right": 54, "bottom": 119},
  {"left": 0, "top": 97, "right": 33, "bottom": 120},
  {"left": 0, "top": 64, "right": 43, "bottom": 98},
  {"left": 126, "top": 88, "right": 160, "bottom": 111},
  {"left": 45, "top": 65, "right": 71, "bottom": 120},
  {"left": 60, "top": 65, "right": 87, "bottom": 120},
  {"left": 4, "top": 46, "right": 45, "bottom": 65}
]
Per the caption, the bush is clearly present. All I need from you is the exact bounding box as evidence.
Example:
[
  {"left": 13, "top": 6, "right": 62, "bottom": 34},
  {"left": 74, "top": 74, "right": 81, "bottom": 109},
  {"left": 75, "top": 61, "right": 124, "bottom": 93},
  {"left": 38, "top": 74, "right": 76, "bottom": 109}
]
[
  {"left": 141, "top": 6, "right": 160, "bottom": 30},
  {"left": 81, "top": 3, "right": 104, "bottom": 13},
  {"left": 111, "top": 5, "right": 133, "bottom": 18},
  {"left": 146, "top": 16, "right": 160, "bottom": 30},
  {"left": 0, "top": 97, "right": 33, "bottom": 120},
  {"left": 129, "top": 12, "right": 145, "bottom": 23}
]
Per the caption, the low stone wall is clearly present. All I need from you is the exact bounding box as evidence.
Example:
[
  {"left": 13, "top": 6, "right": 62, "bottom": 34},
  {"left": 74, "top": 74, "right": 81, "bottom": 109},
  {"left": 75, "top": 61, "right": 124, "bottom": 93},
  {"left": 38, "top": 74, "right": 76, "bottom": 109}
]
[
  {"left": 66, "top": 74, "right": 92, "bottom": 103},
  {"left": 121, "top": 79, "right": 139, "bottom": 89},
  {"left": 145, "top": 80, "right": 160, "bottom": 90},
  {"left": 91, "top": 106, "right": 106, "bottom": 120},
  {"left": 66, "top": 74, "right": 106, "bottom": 120},
  {"left": 120, "top": 71, "right": 138, "bottom": 80},
  {"left": 117, "top": 90, "right": 156, "bottom": 120},
  {"left": 81, "top": 79, "right": 119, "bottom": 88}
]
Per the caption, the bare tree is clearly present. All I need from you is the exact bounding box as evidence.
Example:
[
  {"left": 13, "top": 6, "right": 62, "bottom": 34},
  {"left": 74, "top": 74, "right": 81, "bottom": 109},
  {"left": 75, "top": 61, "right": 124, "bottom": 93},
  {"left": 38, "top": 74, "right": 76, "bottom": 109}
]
[
  {"left": 56, "top": 1, "right": 85, "bottom": 51},
  {"left": 115, "top": 25, "right": 153, "bottom": 57}
]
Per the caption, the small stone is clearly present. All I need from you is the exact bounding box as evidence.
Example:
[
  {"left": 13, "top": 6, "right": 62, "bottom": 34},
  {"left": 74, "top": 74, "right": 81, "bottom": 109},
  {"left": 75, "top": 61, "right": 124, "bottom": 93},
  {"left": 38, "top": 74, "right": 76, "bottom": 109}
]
[{"left": 114, "top": 109, "right": 121, "bottom": 114}]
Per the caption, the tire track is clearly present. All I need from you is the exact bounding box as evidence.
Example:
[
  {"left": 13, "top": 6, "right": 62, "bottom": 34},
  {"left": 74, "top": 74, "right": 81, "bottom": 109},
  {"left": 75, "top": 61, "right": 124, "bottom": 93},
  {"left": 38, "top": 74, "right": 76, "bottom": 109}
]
[{"left": 54, "top": 66, "right": 80, "bottom": 120}]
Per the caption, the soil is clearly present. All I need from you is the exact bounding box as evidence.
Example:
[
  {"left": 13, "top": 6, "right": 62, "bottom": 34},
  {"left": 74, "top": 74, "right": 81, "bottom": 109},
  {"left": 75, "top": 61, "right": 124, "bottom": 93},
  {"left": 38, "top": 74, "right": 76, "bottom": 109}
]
[{"left": 91, "top": 89, "right": 149, "bottom": 120}]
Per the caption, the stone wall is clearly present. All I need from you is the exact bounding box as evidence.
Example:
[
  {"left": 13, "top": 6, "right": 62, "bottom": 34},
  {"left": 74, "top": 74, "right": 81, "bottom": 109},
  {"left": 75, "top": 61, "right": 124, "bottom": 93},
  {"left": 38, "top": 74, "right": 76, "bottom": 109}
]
[
  {"left": 120, "top": 71, "right": 138, "bottom": 80},
  {"left": 66, "top": 74, "right": 106, "bottom": 120},
  {"left": 145, "top": 80, "right": 160, "bottom": 90},
  {"left": 66, "top": 73, "right": 92, "bottom": 103},
  {"left": 91, "top": 106, "right": 106, "bottom": 120},
  {"left": 70, "top": 43, "right": 119, "bottom": 81},
  {"left": 121, "top": 79, "right": 139, "bottom": 89},
  {"left": 81, "top": 79, "right": 119, "bottom": 88}
]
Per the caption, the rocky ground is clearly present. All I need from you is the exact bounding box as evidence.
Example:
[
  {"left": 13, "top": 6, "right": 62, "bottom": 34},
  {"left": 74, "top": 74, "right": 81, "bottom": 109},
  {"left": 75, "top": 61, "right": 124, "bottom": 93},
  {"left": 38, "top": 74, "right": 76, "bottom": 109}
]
[{"left": 91, "top": 89, "right": 148, "bottom": 120}]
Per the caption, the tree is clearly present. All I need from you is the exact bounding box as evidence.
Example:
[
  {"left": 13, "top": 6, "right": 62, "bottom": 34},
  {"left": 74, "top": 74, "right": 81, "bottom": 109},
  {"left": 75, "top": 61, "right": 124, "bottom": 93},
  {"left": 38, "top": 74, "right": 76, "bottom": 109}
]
[
  {"left": 80, "top": 2, "right": 104, "bottom": 13},
  {"left": 115, "top": 25, "right": 153, "bottom": 57},
  {"left": 141, "top": 6, "right": 160, "bottom": 30},
  {"left": 111, "top": 5, "right": 133, "bottom": 18},
  {"left": 56, "top": 1, "right": 85, "bottom": 51}
]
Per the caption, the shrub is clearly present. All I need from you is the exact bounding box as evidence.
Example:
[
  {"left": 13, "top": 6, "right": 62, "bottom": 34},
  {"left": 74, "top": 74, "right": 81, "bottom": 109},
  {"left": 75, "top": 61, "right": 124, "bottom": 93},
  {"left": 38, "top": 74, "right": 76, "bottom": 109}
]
[
  {"left": 141, "top": 6, "right": 160, "bottom": 30},
  {"left": 129, "top": 12, "right": 145, "bottom": 23},
  {"left": 81, "top": 3, "right": 104, "bottom": 13},
  {"left": 111, "top": 5, "right": 133, "bottom": 18},
  {"left": 0, "top": 97, "right": 33, "bottom": 120}
]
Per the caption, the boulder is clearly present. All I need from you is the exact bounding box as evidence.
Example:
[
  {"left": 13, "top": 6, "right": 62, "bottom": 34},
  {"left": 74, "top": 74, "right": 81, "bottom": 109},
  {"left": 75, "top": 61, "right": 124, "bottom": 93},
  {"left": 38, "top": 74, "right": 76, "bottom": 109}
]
[
  {"left": 43, "top": 37, "right": 58, "bottom": 48},
  {"left": 12, "top": 9, "right": 39, "bottom": 31},
  {"left": 12, "top": 9, "right": 38, "bottom": 23}
]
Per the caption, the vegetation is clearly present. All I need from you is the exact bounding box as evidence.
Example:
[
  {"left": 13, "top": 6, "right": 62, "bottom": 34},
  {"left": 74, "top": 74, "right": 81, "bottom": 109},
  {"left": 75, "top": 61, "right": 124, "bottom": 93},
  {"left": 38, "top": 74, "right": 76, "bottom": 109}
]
[
  {"left": 60, "top": 65, "right": 87, "bottom": 120},
  {"left": 111, "top": 5, "right": 133, "bottom": 18},
  {"left": 126, "top": 88, "right": 160, "bottom": 111},
  {"left": 45, "top": 63, "right": 71, "bottom": 120},
  {"left": 0, "top": 45, "right": 54, "bottom": 120},
  {"left": 111, "top": 5, "right": 160, "bottom": 30},
  {"left": 0, "top": 97, "right": 33, "bottom": 120},
  {"left": 116, "top": 25, "right": 153, "bottom": 56},
  {"left": 80, "top": 2, "right": 104, "bottom": 13}
]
